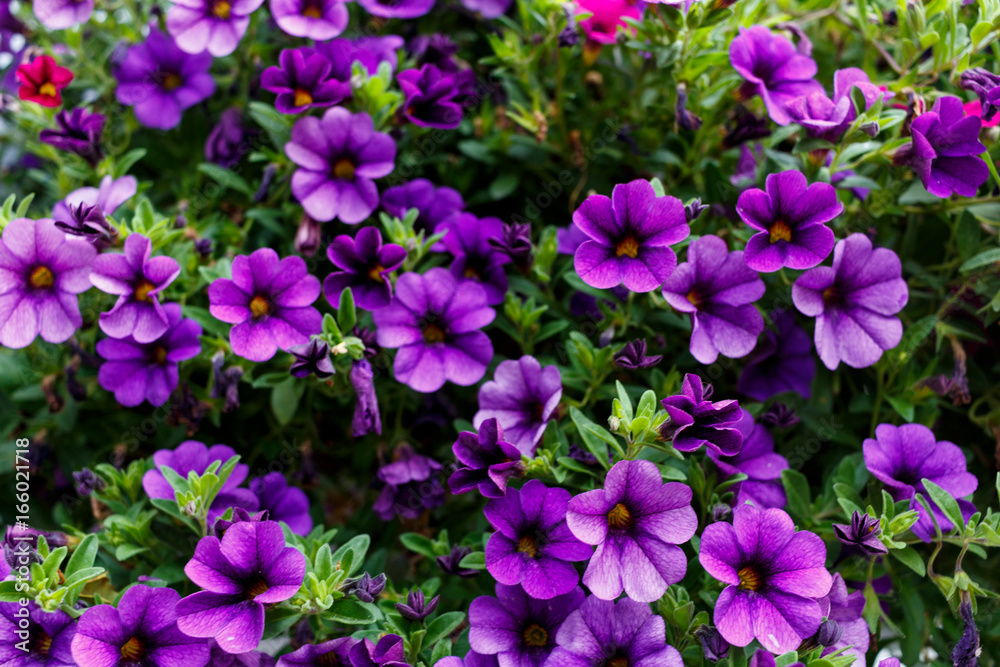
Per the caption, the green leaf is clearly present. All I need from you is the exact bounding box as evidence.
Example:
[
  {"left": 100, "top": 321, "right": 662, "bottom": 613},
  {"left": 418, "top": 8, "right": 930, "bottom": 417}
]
[
  {"left": 423, "top": 611, "right": 465, "bottom": 645},
  {"left": 885, "top": 395, "right": 914, "bottom": 422},
  {"left": 457, "top": 551, "right": 486, "bottom": 570},
  {"left": 65, "top": 534, "right": 99, "bottom": 577},
  {"left": 197, "top": 163, "right": 254, "bottom": 198},
  {"left": 921, "top": 479, "right": 965, "bottom": 534},
  {"left": 959, "top": 248, "right": 1000, "bottom": 272},
  {"left": 271, "top": 378, "right": 305, "bottom": 425},
  {"left": 615, "top": 381, "right": 633, "bottom": 421},
  {"left": 780, "top": 469, "right": 811, "bottom": 524},
  {"left": 114, "top": 544, "right": 148, "bottom": 561},
  {"left": 569, "top": 407, "right": 615, "bottom": 470},
  {"left": 400, "top": 533, "right": 439, "bottom": 559},
  {"left": 326, "top": 599, "right": 378, "bottom": 624},
  {"left": 488, "top": 173, "right": 519, "bottom": 200},
  {"left": 890, "top": 547, "right": 926, "bottom": 576},
  {"left": 330, "top": 535, "right": 370, "bottom": 577},
  {"left": 337, "top": 288, "right": 357, "bottom": 334}
]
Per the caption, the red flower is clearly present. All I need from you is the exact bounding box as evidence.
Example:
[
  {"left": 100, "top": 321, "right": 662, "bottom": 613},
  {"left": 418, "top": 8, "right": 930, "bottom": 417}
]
[{"left": 17, "top": 55, "right": 73, "bottom": 107}]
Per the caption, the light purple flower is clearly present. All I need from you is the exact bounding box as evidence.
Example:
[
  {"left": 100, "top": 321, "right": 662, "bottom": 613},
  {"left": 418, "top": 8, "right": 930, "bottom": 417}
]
[
  {"left": 708, "top": 412, "right": 789, "bottom": 510},
  {"left": 373, "top": 445, "right": 445, "bottom": 520},
  {"left": 324, "top": 226, "right": 407, "bottom": 311},
  {"left": 787, "top": 68, "right": 890, "bottom": 141},
  {"left": 356, "top": 0, "right": 433, "bottom": 18},
  {"left": 817, "top": 574, "right": 869, "bottom": 666},
  {"left": 33, "top": 0, "right": 93, "bottom": 28},
  {"left": 278, "top": 638, "right": 358, "bottom": 667},
  {"left": 449, "top": 417, "right": 524, "bottom": 499},
  {"left": 0, "top": 601, "right": 76, "bottom": 666},
  {"left": 261, "top": 47, "right": 351, "bottom": 114},
  {"left": 397, "top": 64, "right": 463, "bottom": 129},
  {"left": 381, "top": 178, "right": 464, "bottom": 235},
  {"left": 473, "top": 356, "right": 562, "bottom": 456},
  {"left": 438, "top": 213, "right": 510, "bottom": 305},
  {"left": 54, "top": 174, "right": 138, "bottom": 222},
  {"left": 270, "top": 0, "right": 348, "bottom": 40},
  {"left": 167, "top": 0, "right": 265, "bottom": 57},
  {"left": 737, "top": 310, "right": 814, "bottom": 401},
  {"left": 250, "top": 472, "right": 313, "bottom": 536},
  {"left": 660, "top": 373, "right": 744, "bottom": 456},
  {"left": 460, "top": 0, "right": 511, "bottom": 17}
]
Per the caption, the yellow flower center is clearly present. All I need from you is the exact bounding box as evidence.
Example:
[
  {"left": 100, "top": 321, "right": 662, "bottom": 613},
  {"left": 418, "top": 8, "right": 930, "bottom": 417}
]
[
  {"left": 151, "top": 346, "right": 168, "bottom": 366},
  {"left": 134, "top": 280, "right": 156, "bottom": 302},
  {"left": 250, "top": 295, "right": 272, "bottom": 319},
  {"left": 301, "top": 4, "right": 322, "bottom": 17},
  {"left": 38, "top": 82, "right": 57, "bottom": 97},
  {"left": 822, "top": 286, "right": 841, "bottom": 307},
  {"left": 212, "top": 0, "right": 231, "bottom": 18},
  {"left": 517, "top": 535, "right": 538, "bottom": 558},
  {"left": 120, "top": 636, "right": 147, "bottom": 660},
  {"left": 293, "top": 88, "right": 314, "bottom": 107},
  {"left": 33, "top": 631, "right": 52, "bottom": 655},
  {"left": 245, "top": 576, "right": 270, "bottom": 599},
  {"left": 685, "top": 289, "right": 703, "bottom": 308},
  {"left": 367, "top": 264, "right": 386, "bottom": 283},
  {"left": 768, "top": 220, "right": 793, "bottom": 244},
  {"left": 737, "top": 565, "right": 762, "bottom": 591},
  {"left": 332, "top": 157, "right": 356, "bottom": 180},
  {"left": 29, "top": 265, "right": 54, "bottom": 289},
  {"left": 607, "top": 503, "right": 632, "bottom": 530},
  {"left": 422, "top": 323, "right": 446, "bottom": 343},
  {"left": 522, "top": 623, "right": 549, "bottom": 647},
  {"left": 163, "top": 73, "right": 182, "bottom": 90},
  {"left": 607, "top": 659, "right": 629, "bottom": 667},
  {"left": 615, "top": 236, "right": 640, "bottom": 258}
]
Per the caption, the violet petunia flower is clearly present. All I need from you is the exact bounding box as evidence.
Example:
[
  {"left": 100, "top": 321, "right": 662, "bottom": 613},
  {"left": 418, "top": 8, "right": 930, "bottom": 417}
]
[
  {"left": 613, "top": 339, "right": 662, "bottom": 369},
  {"left": 54, "top": 174, "right": 138, "bottom": 222},
  {"left": 699, "top": 503, "right": 833, "bottom": 654},
  {"left": 0, "top": 217, "right": 95, "bottom": 349},
  {"left": 289, "top": 338, "right": 335, "bottom": 379},
  {"left": 397, "top": 64, "right": 463, "bottom": 129},
  {"left": 892, "top": 95, "right": 989, "bottom": 198},
  {"left": 729, "top": 26, "right": 824, "bottom": 125},
  {"left": 571, "top": 179, "right": 690, "bottom": 293},
  {"left": 54, "top": 202, "right": 114, "bottom": 249},
  {"left": 396, "top": 589, "right": 438, "bottom": 622},
  {"left": 469, "top": 583, "right": 584, "bottom": 667},
  {"left": 546, "top": 595, "right": 684, "bottom": 667},
  {"left": 167, "top": 0, "right": 264, "bottom": 57},
  {"left": 33, "top": 0, "right": 93, "bottom": 29},
  {"left": 0, "top": 601, "right": 76, "bottom": 666},
  {"left": 211, "top": 640, "right": 277, "bottom": 666},
  {"left": 208, "top": 248, "right": 322, "bottom": 362},
  {"left": 863, "top": 423, "right": 978, "bottom": 542},
  {"left": 484, "top": 480, "right": 592, "bottom": 600},
  {"left": 791, "top": 233, "right": 908, "bottom": 370},
  {"left": 90, "top": 233, "right": 181, "bottom": 343},
  {"left": 373, "top": 446, "right": 445, "bottom": 520},
  {"left": 449, "top": 417, "right": 524, "bottom": 499},
  {"left": 114, "top": 28, "right": 215, "bottom": 130},
  {"left": 176, "top": 521, "right": 307, "bottom": 654},
  {"left": 438, "top": 213, "right": 511, "bottom": 305},
  {"left": 39, "top": 107, "right": 105, "bottom": 166},
  {"left": 787, "top": 68, "right": 890, "bottom": 142},
  {"left": 270, "top": 0, "right": 348, "bottom": 40},
  {"left": 71, "top": 585, "right": 210, "bottom": 667},
  {"left": 660, "top": 373, "right": 744, "bottom": 456},
  {"left": 566, "top": 459, "right": 697, "bottom": 603},
  {"left": 324, "top": 226, "right": 407, "bottom": 311},
  {"left": 356, "top": 0, "right": 433, "bottom": 18},
  {"left": 214, "top": 508, "right": 270, "bottom": 538},
  {"left": 556, "top": 224, "right": 588, "bottom": 256},
  {"left": 286, "top": 107, "right": 396, "bottom": 224},
  {"left": 438, "top": 545, "right": 479, "bottom": 578},
  {"left": 817, "top": 573, "right": 869, "bottom": 665},
  {"left": 316, "top": 36, "right": 405, "bottom": 84},
  {"left": 250, "top": 472, "right": 313, "bottom": 535},
  {"left": 373, "top": 267, "right": 495, "bottom": 393},
  {"left": 381, "top": 178, "right": 464, "bottom": 235},
  {"left": 261, "top": 48, "right": 351, "bottom": 114},
  {"left": 345, "top": 573, "right": 387, "bottom": 603},
  {"left": 832, "top": 510, "right": 887, "bottom": 557},
  {"left": 737, "top": 310, "right": 814, "bottom": 401},
  {"left": 278, "top": 638, "right": 358, "bottom": 667},
  {"left": 460, "top": 0, "right": 511, "bottom": 17},
  {"left": 707, "top": 412, "right": 789, "bottom": 510},
  {"left": 350, "top": 359, "right": 382, "bottom": 437},
  {"left": 206, "top": 107, "right": 250, "bottom": 168},
  {"left": 660, "top": 235, "right": 765, "bottom": 364},
  {"left": 735, "top": 170, "right": 841, "bottom": 272},
  {"left": 473, "top": 356, "right": 562, "bottom": 456},
  {"left": 351, "top": 635, "right": 410, "bottom": 667}
]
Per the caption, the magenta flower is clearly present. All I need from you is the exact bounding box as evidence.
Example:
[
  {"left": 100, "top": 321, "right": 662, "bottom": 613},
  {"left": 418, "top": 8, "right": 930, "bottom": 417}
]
[
  {"left": 167, "top": 0, "right": 265, "bottom": 57},
  {"left": 0, "top": 217, "right": 95, "bottom": 349},
  {"left": 33, "top": 0, "right": 93, "bottom": 29},
  {"left": 566, "top": 459, "right": 697, "bottom": 603},
  {"left": 707, "top": 412, "right": 789, "bottom": 510},
  {"left": 735, "top": 170, "right": 841, "bottom": 272},
  {"left": 449, "top": 418, "right": 525, "bottom": 499},
  {"left": 737, "top": 310, "right": 814, "bottom": 401},
  {"left": 381, "top": 178, "right": 464, "bottom": 234},
  {"left": 270, "top": 0, "right": 348, "bottom": 40},
  {"left": 397, "top": 64, "right": 463, "bottom": 129},
  {"left": 438, "top": 213, "right": 510, "bottom": 305},
  {"left": 792, "top": 233, "right": 908, "bottom": 370},
  {"left": 261, "top": 48, "right": 351, "bottom": 114},
  {"left": 572, "top": 179, "right": 690, "bottom": 293},
  {"left": 473, "top": 356, "right": 562, "bottom": 456},
  {"left": 576, "top": 0, "right": 642, "bottom": 46},
  {"left": 699, "top": 503, "right": 833, "bottom": 654},
  {"left": 208, "top": 248, "right": 322, "bottom": 362},
  {"left": 324, "top": 226, "right": 407, "bottom": 311},
  {"left": 660, "top": 373, "right": 743, "bottom": 456}
]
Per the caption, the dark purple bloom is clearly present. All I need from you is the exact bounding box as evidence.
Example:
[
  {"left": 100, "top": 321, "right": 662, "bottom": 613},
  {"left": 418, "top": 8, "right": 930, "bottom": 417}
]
[
  {"left": 373, "top": 267, "right": 495, "bottom": 393},
  {"left": 0, "top": 601, "right": 75, "bottom": 666},
  {"left": 787, "top": 68, "right": 890, "bottom": 141},
  {"left": 54, "top": 174, "right": 137, "bottom": 222},
  {"left": 792, "top": 233, "right": 908, "bottom": 370},
  {"left": 176, "top": 521, "right": 307, "bottom": 654},
  {"left": 832, "top": 510, "right": 888, "bottom": 557},
  {"left": 473, "top": 356, "right": 562, "bottom": 456},
  {"left": 71, "top": 585, "right": 209, "bottom": 667},
  {"left": 695, "top": 626, "right": 729, "bottom": 663},
  {"left": 73, "top": 468, "right": 105, "bottom": 496},
  {"left": 737, "top": 310, "right": 814, "bottom": 400},
  {"left": 699, "top": 503, "right": 833, "bottom": 654},
  {"left": 278, "top": 638, "right": 358, "bottom": 667},
  {"left": 357, "top": 0, "right": 433, "bottom": 18},
  {"left": 211, "top": 350, "right": 245, "bottom": 413},
  {"left": 325, "top": 226, "right": 407, "bottom": 311},
  {"left": 0, "top": 217, "right": 95, "bottom": 349},
  {"left": 287, "top": 107, "right": 396, "bottom": 224},
  {"left": 960, "top": 68, "right": 1000, "bottom": 121},
  {"left": 469, "top": 583, "right": 583, "bottom": 667},
  {"left": 211, "top": 640, "right": 277, "bottom": 666},
  {"left": 450, "top": 417, "right": 524, "bottom": 499},
  {"left": 437, "top": 545, "right": 479, "bottom": 578},
  {"left": 863, "top": 423, "right": 978, "bottom": 542},
  {"left": 316, "top": 36, "right": 405, "bottom": 82},
  {"left": 488, "top": 222, "right": 532, "bottom": 267},
  {"left": 39, "top": 107, "right": 105, "bottom": 166},
  {"left": 398, "top": 64, "right": 463, "bottom": 129},
  {"left": 350, "top": 635, "right": 410, "bottom": 667},
  {"left": 408, "top": 34, "right": 460, "bottom": 71},
  {"left": 33, "top": 0, "right": 92, "bottom": 28},
  {"left": 892, "top": 96, "right": 988, "bottom": 198},
  {"left": 614, "top": 339, "right": 662, "bottom": 369},
  {"left": 396, "top": 589, "right": 439, "bottom": 622},
  {"left": 270, "top": 0, "right": 348, "bottom": 40},
  {"left": 760, "top": 402, "right": 799, "bottom": 429},
  {"left": 114, "top": 28, "right": 215, "bottom": 130},
  {"left": 289, "top": 338, "right": 335, "bottom": 379},
  {"left": 546, "top": 596, "right": 683, "bottom": 667},
  {"left": 485, "top": 480, "right": 591, "bottom": 600},
  {"left": 209, "top": 248, "right": 322, "bottom": 362},
  {"left": 708, "top": 412, "right": 788, "bottom": 509},
  {"left": 350, "top": 359, "right": 382, "bottom": 437},
  {"left": 167, "top": 0, "right": 264, "bottom": 57},
  {"left": 381, "top": 178, "right": 464, "bottom": 235},
  {"left": 206, "top": 107, "right": 250, "bottom": 168},
  {"left": 54, "top": 202, "right": 113, "bottom": 247},
  {"left": 438, "top": 213, "right": 511, "bottom": 305},
  {"left": 90, "top": 233, "right": 181, "bottom": 343},
  {"left": 736, "top": 170, "right": 841, "bottom": 272},
  {"left": 572, "top": 179, "right": 690, "bottom": 293},
  {"left": 953, "top": 598, "right": 980, "bottom": 667},
  {"left": 261, "top": 48, "right": 351, "bottom": 114},
  {"left": 660, "top": 373, "right": 743, "bottom": 456},
  {"left": 343, "top": 572, "right": 386, "bottom": 603},
  {"left": 250, "top": 472, "right": 313, "bottom": 535},
  {"left": 566, "top": 459, "right": 697, "bottom": 602},
  {"left": 373, "top": 446, "right": 445, "bottom": 520},
  {"left": 817, "top": 573, "right": 869, "bottom": 665}
]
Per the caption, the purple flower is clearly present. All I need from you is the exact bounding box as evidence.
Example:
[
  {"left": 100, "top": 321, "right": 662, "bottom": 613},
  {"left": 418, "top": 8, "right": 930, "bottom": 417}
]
[
  {"left": 660, "top": 373, "right": 744, "bottom": 456},
  {"left": 469, "top": 583, "right": 583, "bottom": 667},
  {"left": 54, "top": 202, "right": 114, "bottom": 248},
  {"left": 708, "top": 412, "right": 789, "bottom": 510},
  {"left": 572, "top": 179, "right": 690, "bottom": 293},
  {"left": 214, "top": 508, "right": 269, "bottom": 538},
  {"left": 373, "top": 267, "right": 495, "bottom": 393},
  {"left": 661, "top": 235, "right": 765, "bottom": 364},
  {"left": 863, "top": 423, "right": 978, "bottom": 542},
  {"left": 316, "top": 36, "right": 405, "bottom": 80},
  {"left": 71, "top": 585, "right": 209, "bottom": 667},
  {"left": 176, "top": 521, "right": 307, "bottom": 654},
  {"left": 787, "top": 68, "right": 890, "bottom": 141},
  {"left": 893, "top": 96, "right": 988, "bottom": 198},
  {"left": 54, "top": 174, "right": 137, "bottom": 222},
  {"left": 409, "top": 34, "right": 460, "bottom": 70},
  {"left": 250, "top": 472, "right": 313, "bottom": 535},
  {"left": 167, "top": 0, "right": 264, "bottom": 56},
  {"left": 566, "top": 459, "right": 697, "bottom": 602},
  {"left": 473, "top": 356, "right": 562, "bottom": 456},
  {"left": 0, "top": 217, "right": 95, "bottom": 349},
  {"left": 373, "top": 446, "right": 445, "bottom": 520},
  {"left": 960, "top": 68, "right": 1000, "bottom": 121},
  {"left": 729, "top": 26, "right": 824, "bottom": 125},
  {"left": 397, "top": 64, "right": 463, "bottom": 129},
  {"left": 206, "top": 107, "right": 250, "bottom": 168},
  {"left": 39, "top": 107, "right": 105, "bottom": 166},
  {"left": 546, "top": 596, "right": 684, "bottom": 667},
  {"left": 278, "top": 638, "right": 358, "bottom": 667},
  {"left": 461, "top": 0, "right": 511, "bottom": 17},
  {"left": 261, "top": 48, "right": 351, "bottom": 114},
  {"left": 0, "top": 601, "right": 75, "bottom": 666},
  {"left": 792, "top": 233, "right": 908, "bottom": 370},
  {"left": 437, "top": 545, "right": 479, "bottom": 578},
  {"left": 357, "top": 0, "right": 433, "bottom": 18},
  {"left": 270, "top": 0, "right": 348, "bottom": 40},
  {"left": 396, "top": 589, "right": 439, "bottom": 622},
  {"left": 450, "top": 418, "right": 524, "bottom": 499},
  {"left": 324, "top": 226, "right": 407, "bottom": 311},
  {"left": 817, "top": 574, "right": 869, "bottom": 665},
  {"left": 438, "top": 213, "right": 510, "bottom": 305},
  {"left": 381, "top": 178, "right": 464, "bottom": 234},
  {"left": 350, "top": 359, "right": 382, "bottom": 437},
  {"left": 556, "top": 224, "right": 588, "bottom": 256},
  {"left": 488, "top": 222, "right": 532, "bottom": 267},
  {"left": 832, "top": 510, "right": 887, "bottom": 557},
  {"left": 737, "top": 310, "right": 814, "bottom": 401},
  {"left": 289, "top": 338, "right": 335, "bottom": 379},
  {"left": 90, "top": 233, "right": 181, "bottom": 343},
  {"left": 350, "top": 635, "right": 410, "bottom": 667},
  {"left": 484, "top": 480, "right": 591, "bottom": 600},
  {"left": 286, "top": 107, "right": 396, "bottom": 224},
  {"left": 735, "top": 170, "right": 841, "bottom": 272},
  {"left": 208, "top": 248, "right": 322, "bottom": 362},
  {"left": 698, "top": 503, "right": 833, "bottom": 654},
  {"left": 613, "top": 339, "right": 662, "bottom": 369},
  {"left": 211, "top": 640, "right": 277, "bottom": 666},
  {"left": 114, "top": 28, "right": 215, "bottom": 130},
  {"left": 344, "top": 572, "right": 387, "bottom": 603},
  {"left": 32, "top": 0, "right": 93, "bottom": 29}
]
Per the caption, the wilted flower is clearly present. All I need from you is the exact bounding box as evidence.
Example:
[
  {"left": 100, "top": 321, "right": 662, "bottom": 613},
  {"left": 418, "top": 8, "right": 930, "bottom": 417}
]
[{"left": 373, "top": 446, "right": 445, "bottom": 520}]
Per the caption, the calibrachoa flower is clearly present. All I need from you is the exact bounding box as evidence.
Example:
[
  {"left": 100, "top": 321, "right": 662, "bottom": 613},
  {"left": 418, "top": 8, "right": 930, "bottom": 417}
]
[
  {"left": 660, "top": 373, "right": 744, "bottom": 456},
  {"left": 39, "top": 107, "right": 105, "bottom": 166},
  {"left": 211, "top": 640, "right": 277, "bottom": 666},
  {"left": 288, "top": 338, "right": 335, "bottom": 379},
  {"left": 71, "top": 585, "right": 209, "bottom": 667},
  {"left": 791, "top": 233, "right": 908, "bottom": 370},
  {"left": 114, "top": 28, "right": 215, "bottom": 130},
  {"left": 571, "top": 179, "right": 690, "bottom": 293},
  {"left": 708, "top": 412, "right": 789, "bottom": 510},
  {"left": 735, "top": 170, "right": 841, "bottom": 272},
  {"left": 613, "top": 339, "right": 662, "bottom": 369},
  {"left": 396, "top": 589, "right": 438, "bottom": 622},
  {"left": 381, "top": 179, "right": 464, "bottom": 234},
  {"left": 0, "top": 601, "right": 76, "bottom": 666},
  {"left": 469, "top": 584, "right": 584, "bottom": 667},
  {"left": 286, "top": 107, "right": 396, "bottom": 224},
  {"left": 17, "top": 54, "right": 72, "bottom": 107},
  {"left": 566, "top": 459, "right": 697, "bottom": 603},
  {"left": 167, "top": 0, "right": 264, "bottom": 57},
  {"left": 450, "top": 417, "right": 524, "bottom": 498},
  {"left": 206, "top": 107, "right": 250, "bottom": 168},
  {"left": 350, "top": 635, "right": 410, "bottom": 667},
  {"left": 176, "top": 521, "right": 307, "bottom": 654},
  {"left": 660, "top": 235, "right": 765, "bottom": 364},
  {"left": 484, "top": 479, "right": 591, "bottom": 599},
  {"left": 0, "top": 217, "right": 95, "bottom": 349},
  {"left": 350, "top": 358, "right": 382, "bottom": 437},
  {"left": 817, "top": 573, "right": 869, "bottom": 665},
  {"left": 698, "top": 503, "right": 833, "bottom": 654},
  {"left": 278, "top": 638, "right": 358, "bottom": 667},
  {"left": 461, "top": 0, "right": 511, "bottom": 17},
  {"left": 356, "top": 0, "right": 433, "bottom": 18},
  {"left": 473, "top": 356, "right": 562, "bottom": 456},
  {"left": 324, "top": 226, "right": 407, "bottom": 311},
  {"left": 833, "top": 510, "right": 888, "bottom": 557},
  {"left": 90, "top": 233, "right": 181, "bottom": 343},
  {"left": 33, "top": 0, "right": 93, "bottom": 29},
  {"left": 250, "top": 472, "right": 313, "bottom": 535},
  {"left": 787, "top": 68, "right": 889, "bottom": 141},
  {"left": 438, "top": 213, "right": 511, "bottom": 305},
  {"left": 397, "top": 64, "right": 463, "bottom": 129},
  {"left": 863, "top": 423, "right": 978, "bottom": 542},
  {"left": 373, "top": 267, "right": 495, "bottom": 393},
  {"left": 208, "top": 248, "right": 322, "bottom": 362},
  {"left": 546, "top": 596, "right": 684, "bottom": 667},
  {"left": 575, "top": 0, "right": 642, "bottom": 46},
  {"left": 737, "top": 311, "right": 814, "bottom": 401},
  {"left": 373, "top": 445, "right": 445, "bottom": 520},
  {"left": 261, "top": 48, "right": 351, "bottom": 114},
  {"left": 270, "top": 0, "right": 348, "bottom": 40},
  {"left": 54, "top": 174, "right": 138, "bottom": 221}
]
